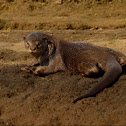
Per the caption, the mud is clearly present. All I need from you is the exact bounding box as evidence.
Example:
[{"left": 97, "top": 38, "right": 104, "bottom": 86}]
[
  {"left": 0, "top": 0, "right": 126, "bottom": 125},
  {"left": 0, "top": 29, "right": 126, "bottom": 125}
]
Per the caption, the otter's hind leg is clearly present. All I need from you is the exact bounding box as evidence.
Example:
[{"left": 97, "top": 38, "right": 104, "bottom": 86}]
[{"left": 73, "top": 61, "right": 122, "bottom": 103}]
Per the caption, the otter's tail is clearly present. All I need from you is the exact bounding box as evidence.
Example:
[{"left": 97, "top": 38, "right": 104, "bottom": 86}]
[{"left": 73, "top": 61, "right": 122, "bottom": 103}]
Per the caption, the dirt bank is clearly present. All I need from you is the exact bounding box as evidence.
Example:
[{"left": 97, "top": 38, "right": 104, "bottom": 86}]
[
  {"left": 0, "top": 0, "right": 126, "bottom": 30},
  {"left": 0, "top": 29, "right": 126, "bottom": 125},
  {"left": 0, "top": 0, "right": 126, "bottom": 125}
]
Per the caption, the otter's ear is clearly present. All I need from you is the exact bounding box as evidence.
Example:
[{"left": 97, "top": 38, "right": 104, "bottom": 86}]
[
  {"left": 48, "top": 42, "right": 55, "bottom": 55},
  {"left": 42, "top": 36, "right": 54, "bottom": 44},
  {"left": 42, "top": 36, "right": 55, "bottom": 55}
]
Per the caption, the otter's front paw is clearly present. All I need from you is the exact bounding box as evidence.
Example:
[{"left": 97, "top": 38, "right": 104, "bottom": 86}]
[
  {"left": 31, "top": 66, "right": 43, "bottom": 75},
  {"left": 21, "top": 67, "right": 32, "bottom": 73},
  {"left": 28, "top": 61, "right": 40, "bottom": 67}
]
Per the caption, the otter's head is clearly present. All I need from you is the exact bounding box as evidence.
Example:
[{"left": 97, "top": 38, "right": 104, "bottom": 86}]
[{"left": 24, "top": 32, "right": 55, "bottom": 58}]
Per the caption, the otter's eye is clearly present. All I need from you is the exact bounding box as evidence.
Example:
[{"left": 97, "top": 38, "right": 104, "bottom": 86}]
[
  {"left": 27, "top": 42, "right": 30, "bottom": 46},
  {"left": 37, "top": 43, "right": 41, "bottom": 47},
  {"left": 25, "top": 41, "right": 30, "bottom": 48}
]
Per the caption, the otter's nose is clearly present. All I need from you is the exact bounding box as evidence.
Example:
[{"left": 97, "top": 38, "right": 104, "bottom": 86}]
[{"left": 30, "top": 47, "right": 36, "bottom": 51}]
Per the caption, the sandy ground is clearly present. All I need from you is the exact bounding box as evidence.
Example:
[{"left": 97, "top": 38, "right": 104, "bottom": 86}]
[
  {"left": 0, "top": 29, "right": 126, "bottom": 125},
  {"left": 0, "top": 0, "right": 126, "bottom": 125}
]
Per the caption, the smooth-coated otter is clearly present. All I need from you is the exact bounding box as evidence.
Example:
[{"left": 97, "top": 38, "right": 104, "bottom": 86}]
[{"left": 21, "top": 32, "right": 126, "bottom": 103}]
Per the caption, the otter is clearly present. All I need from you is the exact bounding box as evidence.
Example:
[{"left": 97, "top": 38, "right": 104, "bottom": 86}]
[{"left": 21, "top": 32, "right": 126, "bottom": 103}]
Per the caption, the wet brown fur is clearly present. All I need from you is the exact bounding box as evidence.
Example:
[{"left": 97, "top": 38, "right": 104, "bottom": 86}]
[{"left": 21, "top": 32, "right": 126, "bottom": 103}]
